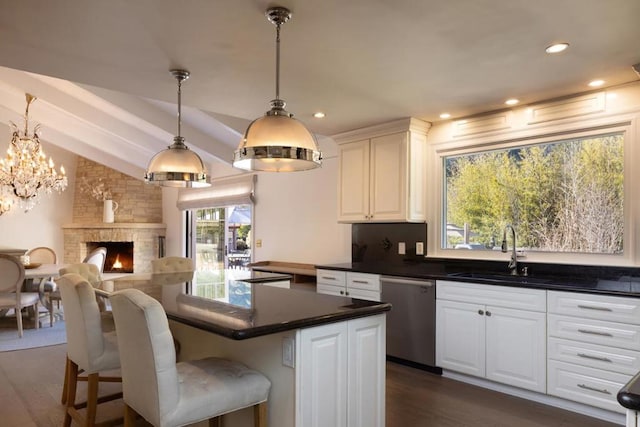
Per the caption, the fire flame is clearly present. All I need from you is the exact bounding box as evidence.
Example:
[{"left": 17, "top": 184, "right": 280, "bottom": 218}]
[{"left": 112, "top": 254, "right": 122, "bottom": 270}]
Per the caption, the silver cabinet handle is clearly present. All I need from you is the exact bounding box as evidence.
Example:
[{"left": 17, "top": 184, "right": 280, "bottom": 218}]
[
  {"left": 577, "top": 304, "right": 612, "bottom": 312},
  {"left": 486, "top": 311, "right": 492, "bottom": 317},
  {"left": 577, "top": 353, "right": 612, "bottom": 363},
  {"left": 352, "top": 280, "right": 369, "bottom": 284},
  {"left": 478, "top": 310, "right": 485, "bottom": 315},
  {"left": 577, "top": 383, "right": 611, "bottom": 395},
  {"left": 321, "top": 276, "right": 337, "bottom": 281},
  {"left": 339, "top": 290, "right": 344, "bottom": 295},
  {"left": 578, "top": 329, "right": 613, "bottom": 337},
  {"left": 345, "top": 291, "right": 349, "bottom": 296}
]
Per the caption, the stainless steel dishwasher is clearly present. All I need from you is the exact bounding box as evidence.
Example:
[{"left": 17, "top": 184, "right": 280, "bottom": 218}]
[{"left": 381, "top": 276, "right": 437, "bottom": 369}]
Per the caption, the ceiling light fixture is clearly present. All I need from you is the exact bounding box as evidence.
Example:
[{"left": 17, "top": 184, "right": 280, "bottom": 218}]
[
  {"left": 505, "top": 98, "right": 519, "bottom": 106},
  {"left": 145, "top": 69, "right": 210, "bottom": 187},
  {"left": 588, "top": 79, "right": 605, "bottom": 87},
  {"left": 233, "top": 6, "right": 322, "bottom": 172},
  {"left": 439, "top": 113, "right": 451, "bottom": 119},
  {"left": 0, "top": 94, "right": 67, "bottom": 212},
  {"left": 313, "top": 112, "right": 326, "bottom": 119},
  {"left": 545, "top": 43, "right": 569, "bottom": 54}
]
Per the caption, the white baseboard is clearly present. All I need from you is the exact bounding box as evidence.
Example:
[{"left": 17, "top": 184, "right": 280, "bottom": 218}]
[{"left": 442, "top": 370, "right": 626, "bottom": 426}]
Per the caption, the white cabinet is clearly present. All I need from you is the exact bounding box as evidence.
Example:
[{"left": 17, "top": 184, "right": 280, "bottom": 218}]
[
  {"left": 436, "top": 280, "right": 547, "bottom": 393},
  {"left": 317, "top": 269, "right": 381, "bottom": 302},
  {"left": 547, "top": 291, "right": 640, "bottom": 414},
  {"left": 297, "top": 314, "right": 386, "bottom": 427},
  {"left": 335, "top": 118, "right": 429, "bottom": 223}
]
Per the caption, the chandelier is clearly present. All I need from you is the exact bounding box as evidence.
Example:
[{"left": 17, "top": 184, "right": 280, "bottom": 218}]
[{"left": 0, "top": 94, "right": 68, "bottom": 211}]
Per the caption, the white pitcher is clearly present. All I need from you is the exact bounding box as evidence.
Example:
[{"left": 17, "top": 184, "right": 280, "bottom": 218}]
[{"left": 103, "top": 199, "right": 119, "bottom": 223}]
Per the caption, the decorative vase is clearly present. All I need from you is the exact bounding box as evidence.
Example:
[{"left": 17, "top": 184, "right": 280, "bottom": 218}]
[{"left": 103, "top": 199, "right": 119, "bottom": 223}]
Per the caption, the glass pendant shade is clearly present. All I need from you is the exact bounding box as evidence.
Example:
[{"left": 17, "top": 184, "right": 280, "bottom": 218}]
[
  {"left": 145, "top": 69, "right": 210, "bottom": 187},
  {"left": 234, "top": 103, "right": 322, "bottom": 172},
  {"left": 144, "top": 136, "right": 210, "bottom": 187},
  {"left": 233, "top": 7, "right": 322, "bottom": 172}
]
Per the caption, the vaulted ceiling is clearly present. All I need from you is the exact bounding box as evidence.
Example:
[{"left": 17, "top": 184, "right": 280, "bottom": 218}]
[{"left": 0, "top": 0, "right": 638, "bottom": 178}]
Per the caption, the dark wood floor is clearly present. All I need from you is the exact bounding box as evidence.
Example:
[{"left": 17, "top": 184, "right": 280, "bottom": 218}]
[{"left": 0, "top": 344, "right": 620, "bottom": 426}]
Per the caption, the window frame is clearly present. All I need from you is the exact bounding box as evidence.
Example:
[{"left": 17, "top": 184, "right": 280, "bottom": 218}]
[{"left": 428, "top": 118, "right": 638, "bottom": 266}]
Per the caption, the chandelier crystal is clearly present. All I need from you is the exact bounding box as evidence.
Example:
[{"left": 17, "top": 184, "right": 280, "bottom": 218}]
[{"left": 0, "top": 94, "right": 68, "bottom": 212}]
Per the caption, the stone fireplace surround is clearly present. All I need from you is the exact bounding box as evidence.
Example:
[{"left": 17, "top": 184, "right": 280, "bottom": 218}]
[{"left": 63, "top": 223, "right": 165, "bottom": 274}]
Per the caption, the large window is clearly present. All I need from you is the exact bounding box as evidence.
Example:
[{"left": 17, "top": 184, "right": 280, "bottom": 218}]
[{"left": 443, "top": 132, "right": 624, "bottom": 254}]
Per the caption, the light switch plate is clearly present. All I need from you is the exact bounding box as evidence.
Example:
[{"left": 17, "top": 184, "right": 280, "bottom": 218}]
[
  {"left": 282, "top": 336, "right": 295, "bottom": 368},
  {"left": 416, "top": 242, "right": 424, "bottom": 255},
  {"left": 398, "top": 242, "right": 406, "bottom": 255}
]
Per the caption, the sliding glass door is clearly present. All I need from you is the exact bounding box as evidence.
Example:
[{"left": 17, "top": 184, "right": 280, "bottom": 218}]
[{"left": 189, "top": 204, "right": 252, "bottom": 298}]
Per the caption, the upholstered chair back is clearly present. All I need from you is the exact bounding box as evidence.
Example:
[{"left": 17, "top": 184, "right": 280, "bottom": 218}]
[
  {"left": 0, "top": 254, "right": 24, "bottom": 293},
  {"left": 57, "top": 273, "right": 120, "bottom": 373},
  {"left": 110, "top": 289, "right": 179, "bottom": 426},
  {"left": 83, "top": 247, "right": 107, "bottom": 273},
  {"left": 151, "top": 256, "right": 194, "bottom": 274},
  {"left": 59, "top": 263, "right": 102, "bottom": 286},
  {"left": 26, "top": 246, "right": 57, "bottom": 264}
]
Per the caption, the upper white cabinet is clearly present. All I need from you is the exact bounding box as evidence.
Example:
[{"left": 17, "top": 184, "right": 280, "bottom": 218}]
[{"left": 334, "top": 118, "right": 430, "bottom": 223}]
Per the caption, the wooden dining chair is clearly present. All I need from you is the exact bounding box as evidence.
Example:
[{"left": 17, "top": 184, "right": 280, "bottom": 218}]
[
  {"left": 83, "top": 247, "right": 107, "bottom": 273},
  {"left": 0, "top": 254, "right": 40, "bottom": 338},
  {"left": 27, "top": 247, "right": 59, "bottom": 326}
]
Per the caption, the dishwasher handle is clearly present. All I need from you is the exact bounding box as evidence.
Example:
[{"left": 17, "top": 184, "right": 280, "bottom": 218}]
[{"left": 380, "top": 276, "right": 434, "bottom": 287}]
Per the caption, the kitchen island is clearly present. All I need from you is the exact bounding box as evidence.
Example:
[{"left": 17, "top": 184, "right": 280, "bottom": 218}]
[{"left": 124, "top": 271, "right": 390, "bottom": 427}]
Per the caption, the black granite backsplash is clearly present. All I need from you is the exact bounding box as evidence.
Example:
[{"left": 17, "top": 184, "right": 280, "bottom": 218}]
[{"left": 352, "top": 223, "right": 427, "bottom": 264}]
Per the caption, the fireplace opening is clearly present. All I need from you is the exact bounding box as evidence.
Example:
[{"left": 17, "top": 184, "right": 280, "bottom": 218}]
[{"left": 87, "top": 242, "right": 134, "bottom": 273}]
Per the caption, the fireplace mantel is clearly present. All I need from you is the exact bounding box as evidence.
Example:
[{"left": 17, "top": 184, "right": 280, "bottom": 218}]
[
  {"left": 63, "top": 223, "right": 166, "bottom": 273},
  {"left": 63, "top": 223, "right": 166, "bottom": 230}
]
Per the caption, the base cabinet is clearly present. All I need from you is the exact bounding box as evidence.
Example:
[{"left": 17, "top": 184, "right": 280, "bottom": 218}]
[
  {"left": 316, "top": 269, "right": 381, "bottom": 302},
  {"left": 436, "top": 280, "right": 546, "bottom": 393},
  {"left": 297, "top": 314, "right": 386, "bottom": 427}
]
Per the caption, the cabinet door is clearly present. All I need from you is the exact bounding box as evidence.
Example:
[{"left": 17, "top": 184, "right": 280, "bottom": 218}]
[
  {"left": 485, "top": 306, "right": 547, "bottom": 392},
  {"left": 299, "top": 322, "right": 348, "bottom": 427},
  {"left": 347, "top": 314, "right": 386, "bottom": 427},
  {"left": 436, "top": 299, "right": 486, "bottom": 376},
  {"left": 338, "top": 140, "right": 370, "bottom": 222},
  {"left": 317, "top": 283, "right": 348, "bottom": 298},
  {"left": 369, "top": 132, "right": 407, "bottom": 221}
]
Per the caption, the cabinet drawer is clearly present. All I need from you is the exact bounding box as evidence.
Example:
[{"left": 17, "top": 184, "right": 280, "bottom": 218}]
[
  {"left": 317, "top": 283, "right": 347, "bottom": 297},
  {"left": 548, "top": 314, "right": 640, "bottom": 351},
  {"left": 548, "top": 291, "right": 640, "bottom": 325},
  {"left": 548, "top": 337, "right": 640, "bottom": 376},
  {"left": 347, "top": 272, "right": 380, "bottom": 292},
  {"left": 317, "top": 269, "right": 346, "bottom": 286},
  {"left": 548, "top": 360, "right": 628, "bottom": 414},
  {"left": 436, "top": 280, "right": 546, "bottom": 312},
  {"left": 348, "top": 288, "right": 381, "bottom": 302}
]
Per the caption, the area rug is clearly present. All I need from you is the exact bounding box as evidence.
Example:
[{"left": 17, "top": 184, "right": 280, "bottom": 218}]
[{"left": 0, "top": 311, "right": 66, "bottom": 352}]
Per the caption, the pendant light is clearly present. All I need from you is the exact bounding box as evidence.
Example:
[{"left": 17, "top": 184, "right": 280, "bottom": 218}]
[
  {"left": 145, "top": 69, "right": 210, "bottom": 187},
  {"left": 233, "top": 7, "right": 322, "bottom": 172}
]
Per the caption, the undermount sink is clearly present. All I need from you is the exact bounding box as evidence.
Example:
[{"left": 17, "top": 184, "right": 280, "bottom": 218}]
[{"left": 447, "top": 272, "right": 552, "bottom": 285}]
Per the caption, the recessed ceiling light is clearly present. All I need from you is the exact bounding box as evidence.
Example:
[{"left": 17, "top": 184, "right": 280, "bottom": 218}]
[
  {"left": 588, "top": 79, "right": 605, "bottom": 87},
  {"left": 505, "top": 99, "right": 519, "bottom": 106},
  {"left": 440, "top": 113, "right": 451, "bottom": 119},
  {"left": 545, "top": 43, "right": 569, "bottom": 54},
  {"left": 313, "top": 112, "right": 325, "bottom": 118}
]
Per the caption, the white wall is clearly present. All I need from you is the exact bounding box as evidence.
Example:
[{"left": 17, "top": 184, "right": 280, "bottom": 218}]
[{"left": 0, "top": 142, "right": 76, "bottom": 258}]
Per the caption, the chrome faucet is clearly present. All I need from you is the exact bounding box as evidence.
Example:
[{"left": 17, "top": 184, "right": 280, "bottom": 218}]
[{"left": 501, "top": 225, "right": 518, "bottom": 275}]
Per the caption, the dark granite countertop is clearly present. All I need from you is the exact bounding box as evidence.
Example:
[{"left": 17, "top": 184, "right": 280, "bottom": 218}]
[
  {"left": 618, "top": 372, "right": 640, "bottom": 410},
  {"left": 165, "top": 275, "right": 391, "bottom": 340},
  {"left": 316, "top": 259, "right": 640, "bottom": 297}
]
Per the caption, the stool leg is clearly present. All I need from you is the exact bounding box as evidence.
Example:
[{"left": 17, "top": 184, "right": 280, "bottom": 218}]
[
  {"left": 86, "top": 373, "right": 99, "bottom": 426},
  {"left": 254, "top": 402, "right": 268, "bottom": 427},
  {"left": 61, "top": 356, "right": 70, "bottom": 404},
  {"left": 64, "top": 360, "right": 79, "bottom": 427},
  {"left": 124, "top": 404, "right": 137, "bottom": 427}
]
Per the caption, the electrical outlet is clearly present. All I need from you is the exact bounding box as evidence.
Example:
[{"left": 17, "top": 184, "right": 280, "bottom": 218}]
[
  {"left": 282, "top": 336, "right": 295, "bottom": 368},
  {"left": 256, "top": 239, "right": 262, "bottom": 248},
  {"left": 416, "top": 242, "right": 424, "bottom": 255},
  {"left": 398, "top": 242, "right": 406, "bottom": 255}
]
